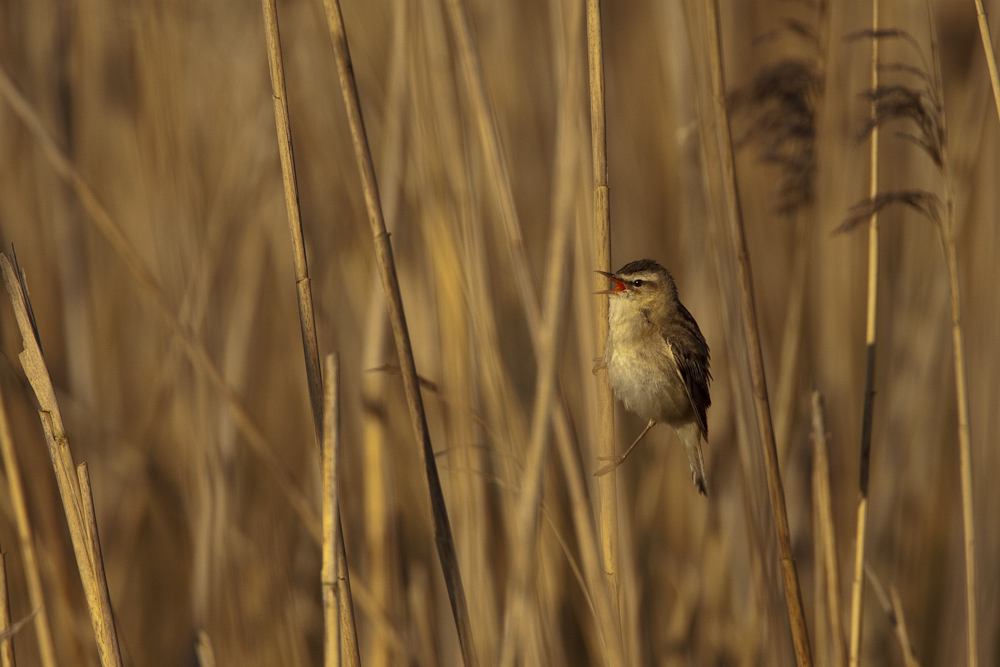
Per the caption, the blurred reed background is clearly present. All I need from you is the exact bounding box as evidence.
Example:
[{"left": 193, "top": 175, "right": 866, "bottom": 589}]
[{"left": 0, "top": 0, "right": 996, "bottom": 665}]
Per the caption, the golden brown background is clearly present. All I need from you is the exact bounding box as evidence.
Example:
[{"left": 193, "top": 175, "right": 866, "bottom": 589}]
[{"left": 0, "top": 0, "right": 996, "bottom": 665}]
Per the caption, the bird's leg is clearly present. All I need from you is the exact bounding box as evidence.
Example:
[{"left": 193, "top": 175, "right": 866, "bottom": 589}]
[{"left": 594, "top": 420, "right": 656, "bottom": 476}]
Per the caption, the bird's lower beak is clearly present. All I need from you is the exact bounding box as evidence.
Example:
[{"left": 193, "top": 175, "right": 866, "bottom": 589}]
[{"left": 594, "top": 270, "right": 626, "bottom": 294}]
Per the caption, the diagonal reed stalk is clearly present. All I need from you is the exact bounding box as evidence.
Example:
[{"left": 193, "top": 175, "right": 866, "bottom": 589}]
[
  {"left": 971, "top": 0, "right": 1000, "bottom": 127},
  {"left": 811, "top": 391, "right": 846, "bottom": 667},
  {"left": 848, "top": 2, "right": 881, "bottom": 666},
  {"left": 703, "top": 1, "right": 812, "bottom": 664},
  {"left": 585, "top": 0, "right": 621, "bottom": 615},
  {"left": 318, "top": 1, "right": 479, "bottom": 664},
  {"left": 1, "top": 254, "right": 123, "bottom": 667},
  {"left": 257, "top": 3, "right": 360, "bottom": 663},
  {"left": 926, "top": 6, "right": 979, "bottom": 664},
  {"left": 864, "top": 566, "right": 921, "bottom": 667}
]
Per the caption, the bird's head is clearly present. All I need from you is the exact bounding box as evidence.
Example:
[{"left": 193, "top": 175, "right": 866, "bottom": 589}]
[{"left": 596, "top": 259, "right": 678, "bottom": 311}]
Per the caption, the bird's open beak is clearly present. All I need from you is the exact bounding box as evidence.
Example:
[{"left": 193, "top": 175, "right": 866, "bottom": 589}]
[{"left": 594, "top": 270, "right": 626, "bottom": 294}]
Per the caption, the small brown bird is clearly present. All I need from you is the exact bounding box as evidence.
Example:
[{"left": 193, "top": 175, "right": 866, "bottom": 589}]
[{"left": 594, "top": 259, "right": 712, "bottom": 495}]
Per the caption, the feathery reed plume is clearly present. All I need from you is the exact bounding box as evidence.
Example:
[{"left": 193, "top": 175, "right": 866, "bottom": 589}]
[
  {"left": 704, "top": 0, "right": 812, "bottom": 663},
  {"left": 731, "top": 58, "right": 820, "bottom": 216},
  {"left": 840, "top": 18, "right": 979, "bottom": 665},
  {"left": 318, "top": 1, "right": 479, "bottom": 664},
  {"left": 729, "top": 0, "right": 827, "bottom": 466}
]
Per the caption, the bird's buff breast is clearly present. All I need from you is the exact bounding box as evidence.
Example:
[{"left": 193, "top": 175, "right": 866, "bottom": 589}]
[{"left": 605, "top": 303, "right": 692, "bottom": 425}]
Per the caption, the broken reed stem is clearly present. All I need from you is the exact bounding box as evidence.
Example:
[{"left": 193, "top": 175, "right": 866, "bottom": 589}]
[
  {"left": 972, "top": 0, "right": 1000, "bottom": 128},
  {"left": 321, "top": 355, "right": 338, "bottom": 667},
  {"left": 703, "top": 2, "right": 812, "bottom": 665},
  {"left": 811, "top": 392, "right": 846, "bottom": 667},
  {"left": 76, "top": 463, "right": 123, "bottom": 667},
  {"left": 585, "top": 0, "right": 621, "bottom": 609},
  {"left": 0, "top": 380, "right": 57, "bottom": 667},
  {"left": 323, "top": 355, "right": 354, "bottom": 667},
  {"left": 0, "top": 65, "right": 321, "bottom": 541},
  {"left": 864, "top": 566, "right": 920, "bottom": 667},
  {"left": 196, "top": 631, "right": 218, "bottom": 667},
  {"left": 889, "top": 587, "right": 920, "bottom": 667},
  {"left": 849, "top": 2, "right": 880, "bottom": 665},
  {"left": 925, "top": 5, "right": 979, "bottom": 664},
  {"left": 319, "top": 2, "right": 479, "bottom": 665},
  {"left": 1, "top": 254, "right": 123, "bottom": 667}
]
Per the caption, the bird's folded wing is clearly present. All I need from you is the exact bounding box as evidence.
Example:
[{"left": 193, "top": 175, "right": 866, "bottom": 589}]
[{"left": 664, "top": 339, "right": 710, "bottom": 438}]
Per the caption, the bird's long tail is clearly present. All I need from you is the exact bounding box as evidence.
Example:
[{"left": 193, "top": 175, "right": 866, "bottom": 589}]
[{"left": 674, "top": 420, "right": 708, "bottom": 496}]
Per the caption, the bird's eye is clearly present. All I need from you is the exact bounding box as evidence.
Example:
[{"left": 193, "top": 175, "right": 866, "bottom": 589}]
[{"left": 632, "top": 279, "right": 644, "bottom": 287}]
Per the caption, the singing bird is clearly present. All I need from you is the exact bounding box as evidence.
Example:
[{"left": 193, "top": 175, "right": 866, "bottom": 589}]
[{"left": 594, "top": 259, "right": 712, "bottom": 495}]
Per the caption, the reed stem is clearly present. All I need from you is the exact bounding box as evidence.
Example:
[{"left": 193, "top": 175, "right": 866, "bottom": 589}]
[
  {"left": 849, "top": 2, "right": 880, "bottom": 665},
  {"left": 703, "top": 2, "right": 812, "bottom": 664},
  {"left": 585, "top": 0, "right": 621, "bottom": 615}
]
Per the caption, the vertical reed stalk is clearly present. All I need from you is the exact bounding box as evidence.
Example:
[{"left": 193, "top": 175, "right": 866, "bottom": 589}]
[
  {"left": 703, "top": 2, "right": 812, "bottom": 664},
  {"left": 849, "top": 2, "right": 880, "bottom": 665},
  {"left": 585, "top": 0, "right": 620, "bottom": 613},
  {"left": 0, "top": 551, "right": 13, "bottom": 667},
  {"left": 0, "top": 381, "right": 57, "bottom": 667},
  {"left": 322, "top": 354, "right": 344, "bottom": 667},
  {"left": 318, "top": 1, "right": 478, "bottom": 664}
]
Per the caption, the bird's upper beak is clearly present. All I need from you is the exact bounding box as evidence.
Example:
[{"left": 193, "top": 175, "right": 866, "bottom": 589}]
[{"left": 594, "top": 270, "right": 626, "bottom": 295}]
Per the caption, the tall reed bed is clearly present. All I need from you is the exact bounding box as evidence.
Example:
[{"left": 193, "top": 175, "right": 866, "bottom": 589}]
[{"left": 0, "top": 0, "right": 995, "bottom": 665}]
